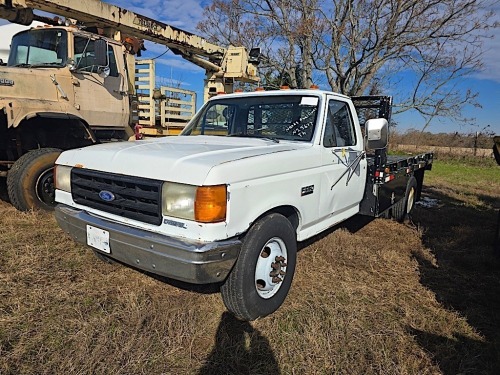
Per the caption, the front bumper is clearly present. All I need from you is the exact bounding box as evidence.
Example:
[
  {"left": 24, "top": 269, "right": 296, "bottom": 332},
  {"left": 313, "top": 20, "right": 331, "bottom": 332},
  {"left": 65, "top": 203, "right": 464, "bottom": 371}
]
[{"left": 55, "top": 205, "right": 241, "bottom": 284}]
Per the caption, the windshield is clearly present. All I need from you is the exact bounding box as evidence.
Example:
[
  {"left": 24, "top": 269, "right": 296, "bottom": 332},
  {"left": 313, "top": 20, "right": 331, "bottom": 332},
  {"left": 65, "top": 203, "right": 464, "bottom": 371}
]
[
  {"left": 8, "top": 29, "right": 67, "bottom": 68},
  {"left": 180, "top": 95, "right": 320, "bottom": 142}
]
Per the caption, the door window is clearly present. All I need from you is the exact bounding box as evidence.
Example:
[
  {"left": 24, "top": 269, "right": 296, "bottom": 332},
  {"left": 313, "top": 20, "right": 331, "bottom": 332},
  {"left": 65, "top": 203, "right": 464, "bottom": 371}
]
[
  {"left": 74, "top": 36, "right": 119, "bottom": 77},
  {"left": 323, "top": 100, "right": 356, "bottom": 147}
]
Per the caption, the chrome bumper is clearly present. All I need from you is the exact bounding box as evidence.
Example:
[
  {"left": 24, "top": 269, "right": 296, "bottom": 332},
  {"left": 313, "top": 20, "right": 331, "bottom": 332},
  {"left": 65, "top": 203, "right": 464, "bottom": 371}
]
[{"left": 55, "top": 205, "right": 241, "bottom": 284}]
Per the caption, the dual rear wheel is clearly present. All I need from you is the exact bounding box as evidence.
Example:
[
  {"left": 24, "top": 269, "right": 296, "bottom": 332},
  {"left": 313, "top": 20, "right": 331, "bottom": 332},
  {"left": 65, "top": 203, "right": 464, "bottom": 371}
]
[{"left": 391, "top": 176, "right": 418, "bottom": 222}]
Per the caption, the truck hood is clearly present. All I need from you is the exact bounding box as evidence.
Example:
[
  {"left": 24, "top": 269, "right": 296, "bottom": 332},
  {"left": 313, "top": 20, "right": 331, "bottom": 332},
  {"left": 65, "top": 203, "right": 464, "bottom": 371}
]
[{"left": 57, "top": 135, "right": 314, "bottom": 185}]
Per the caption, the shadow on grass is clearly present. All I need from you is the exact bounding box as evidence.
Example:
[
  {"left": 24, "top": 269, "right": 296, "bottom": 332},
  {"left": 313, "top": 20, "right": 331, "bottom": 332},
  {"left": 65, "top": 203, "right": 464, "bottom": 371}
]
[
  {"left": 198, "top": 312, "right": 280, "bottom": 375},
  {"left": 298, "top": 214, "right": 375, "bottom": 251},
  {"left": 99, "top": 255, "right": 224, "bottom": 294},
  {"left": 411, "top": 188, "right": 500, "bottom": 374},
  {"left": 409, "top": 327, "right": 493, "bottom": 374}
]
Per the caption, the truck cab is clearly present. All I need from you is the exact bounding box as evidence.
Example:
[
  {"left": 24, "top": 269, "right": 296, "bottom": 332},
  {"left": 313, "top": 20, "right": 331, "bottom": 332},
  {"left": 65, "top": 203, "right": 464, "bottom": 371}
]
[
  {"left": 178, "top": 90, "right": 369, "bottom": 239},
  {"left": 0, "top": 24, "right": 133, "bottom": 210}
]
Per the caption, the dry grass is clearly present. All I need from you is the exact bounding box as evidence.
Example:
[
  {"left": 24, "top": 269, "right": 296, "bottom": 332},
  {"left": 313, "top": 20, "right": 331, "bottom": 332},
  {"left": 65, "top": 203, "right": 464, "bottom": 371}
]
[{"left": 1, "top": 160, "right": 499, "bottom": 374}]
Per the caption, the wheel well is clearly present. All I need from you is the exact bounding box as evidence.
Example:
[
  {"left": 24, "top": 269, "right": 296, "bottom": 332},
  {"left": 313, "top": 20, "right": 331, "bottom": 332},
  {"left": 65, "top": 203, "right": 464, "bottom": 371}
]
[
  {"left": 1, "top": 116, "right": 95, "bottom": 161},
  {"left": 256, "top": 205, "right": 300, "bottom": 231}
]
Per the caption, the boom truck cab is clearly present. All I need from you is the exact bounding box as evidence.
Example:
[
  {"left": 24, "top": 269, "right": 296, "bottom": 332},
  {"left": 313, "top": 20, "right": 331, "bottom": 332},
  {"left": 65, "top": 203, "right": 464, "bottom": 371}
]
[
  {"left": 0, "top": 0, "right": 260, "bottom": 211},
  {"left": 53, "top": 89, "right": 433, "bottom": 321}
]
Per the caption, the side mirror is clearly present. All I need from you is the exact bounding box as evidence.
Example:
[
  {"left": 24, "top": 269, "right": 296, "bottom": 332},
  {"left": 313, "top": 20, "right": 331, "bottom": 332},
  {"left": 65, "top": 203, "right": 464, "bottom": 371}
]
[
  {"left": 67, "top": 58, "right": 77, "bottom": 71},
  {"left": 365, "top": 118, "right": 388, "bottom": 150},
  {"left": 98, "top": 66, "right": 110, "bottom": 79},
  {"left": 93, "top": 39, "right": 108, "bottom": 67},
  {"left": 249, "top": 47, "right": 261, "bottom": 65}
]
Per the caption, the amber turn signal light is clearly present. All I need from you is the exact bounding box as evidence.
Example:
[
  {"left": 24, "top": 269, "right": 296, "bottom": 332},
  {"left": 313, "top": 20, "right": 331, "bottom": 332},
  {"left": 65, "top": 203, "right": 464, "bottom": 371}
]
[{"left": 195, "top": 185, "right": 227, "bottom": 223}]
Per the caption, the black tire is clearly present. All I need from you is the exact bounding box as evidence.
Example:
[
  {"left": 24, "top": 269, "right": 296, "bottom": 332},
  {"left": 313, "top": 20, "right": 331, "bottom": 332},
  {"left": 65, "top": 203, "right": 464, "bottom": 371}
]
[
  {"left": 7, "top": 148, "right": 62, "bottom": 211},
  {"left": 221, "top": 213, "right": 297, "bottom": 321},
  {"left": 392, "top": 176, "right": 418, "bottom": 222}
]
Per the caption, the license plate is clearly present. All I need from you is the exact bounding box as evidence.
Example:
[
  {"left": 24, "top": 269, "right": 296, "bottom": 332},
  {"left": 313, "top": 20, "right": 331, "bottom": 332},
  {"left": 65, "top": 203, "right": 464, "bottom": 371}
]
[{"left": 86, "top": 225, "right": 110, "bottom": 253}]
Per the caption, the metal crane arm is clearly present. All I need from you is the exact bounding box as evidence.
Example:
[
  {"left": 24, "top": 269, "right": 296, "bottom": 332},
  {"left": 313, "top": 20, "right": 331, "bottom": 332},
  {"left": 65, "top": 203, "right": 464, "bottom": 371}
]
[{"left": 0, "top": 0, "right": 225, "bottom": 70}]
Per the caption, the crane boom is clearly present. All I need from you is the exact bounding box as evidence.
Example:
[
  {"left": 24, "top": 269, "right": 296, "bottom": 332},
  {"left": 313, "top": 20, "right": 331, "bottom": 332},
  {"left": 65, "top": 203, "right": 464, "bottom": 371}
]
[{"left": 0, "top": 0, "right": 260, "bottom": 98}]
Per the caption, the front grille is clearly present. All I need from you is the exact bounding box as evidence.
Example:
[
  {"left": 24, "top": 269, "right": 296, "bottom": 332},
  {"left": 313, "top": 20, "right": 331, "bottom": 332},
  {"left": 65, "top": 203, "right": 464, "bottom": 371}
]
[{"left": 71, "top": 169, "right": 163, "bottom": 225}]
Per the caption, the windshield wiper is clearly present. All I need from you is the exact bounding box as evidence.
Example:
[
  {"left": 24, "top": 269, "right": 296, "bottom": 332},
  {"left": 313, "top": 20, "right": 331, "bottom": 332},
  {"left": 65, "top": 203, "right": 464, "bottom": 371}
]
[
  {"left": 228, "top": 133, "right": 280, "bottom": 143},
  {"left": 30, "top": 62, "right": 64, "bottom": 68},
  {"left": 13, "top": 63, "right": 32, "bottom": 68}
]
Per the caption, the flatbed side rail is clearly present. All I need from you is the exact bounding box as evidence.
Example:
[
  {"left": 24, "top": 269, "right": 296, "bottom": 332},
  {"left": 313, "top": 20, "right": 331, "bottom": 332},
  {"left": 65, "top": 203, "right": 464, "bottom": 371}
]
[{"left": 367, "top": 151, "right": 433, "bottom": 185}]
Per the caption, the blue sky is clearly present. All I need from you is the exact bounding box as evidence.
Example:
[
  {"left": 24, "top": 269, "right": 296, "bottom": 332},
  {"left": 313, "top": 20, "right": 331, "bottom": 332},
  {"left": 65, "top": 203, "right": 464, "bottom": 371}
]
[{"left": 1, "top": 0, "right": 498, "bottom": 135}]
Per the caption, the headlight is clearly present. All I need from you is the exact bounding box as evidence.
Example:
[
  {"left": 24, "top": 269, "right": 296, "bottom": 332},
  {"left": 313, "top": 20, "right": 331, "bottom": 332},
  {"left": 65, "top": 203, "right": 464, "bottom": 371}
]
[
  {"left": 162, "top": 182, "right": 227, "bottom": 223},
  {"left": 162, "top": 182, "right": 197, "bottom": 220},
  {"left": 54, "top": 165, "right": 72, "bottom": 193}
]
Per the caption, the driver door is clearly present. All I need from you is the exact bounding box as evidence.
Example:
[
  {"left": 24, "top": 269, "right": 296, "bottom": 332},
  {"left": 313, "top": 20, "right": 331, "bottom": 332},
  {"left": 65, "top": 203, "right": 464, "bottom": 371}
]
[
  {"left": 72, "top": 36, "right": 127, "bottom": 128},
  {"left": 319, "top": 97, "right": 367, "bottom": 220}
]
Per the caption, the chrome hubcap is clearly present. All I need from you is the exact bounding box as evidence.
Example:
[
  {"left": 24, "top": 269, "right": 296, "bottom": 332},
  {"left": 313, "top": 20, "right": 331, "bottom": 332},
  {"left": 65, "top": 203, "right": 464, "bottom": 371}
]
[{"left": 255, "top": 237, "right": 288, "bottom": 299}]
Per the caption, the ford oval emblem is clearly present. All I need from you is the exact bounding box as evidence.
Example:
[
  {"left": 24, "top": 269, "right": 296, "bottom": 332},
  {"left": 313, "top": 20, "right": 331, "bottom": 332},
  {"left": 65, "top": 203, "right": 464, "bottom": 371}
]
[{"left": 99, "top": 190, "right": 115, "bottom": 202}]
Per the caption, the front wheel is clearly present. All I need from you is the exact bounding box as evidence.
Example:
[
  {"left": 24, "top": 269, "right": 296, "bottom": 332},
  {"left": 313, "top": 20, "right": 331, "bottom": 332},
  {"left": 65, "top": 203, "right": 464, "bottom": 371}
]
[
  {"left": 221, "top": 213, "right": 297, "bottom": 321},
  {"left": 7, "top": 148, "right": 62, "bottom": 211}
]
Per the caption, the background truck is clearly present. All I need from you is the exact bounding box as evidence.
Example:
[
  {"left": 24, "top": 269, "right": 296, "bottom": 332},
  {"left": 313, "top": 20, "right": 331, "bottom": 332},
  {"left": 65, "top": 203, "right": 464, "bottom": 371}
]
[
  {"left": 53, "top": 89, "right": 433, "bottom": 321},
  {"left": 0, "top": 0, "right": 260, "bottom": 211}
]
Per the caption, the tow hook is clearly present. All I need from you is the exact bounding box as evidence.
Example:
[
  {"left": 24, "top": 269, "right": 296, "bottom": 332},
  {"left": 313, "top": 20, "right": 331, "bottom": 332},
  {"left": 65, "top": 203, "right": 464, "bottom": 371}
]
[{"left": 269, "top": 256, "right": 287, "bottom": 283}]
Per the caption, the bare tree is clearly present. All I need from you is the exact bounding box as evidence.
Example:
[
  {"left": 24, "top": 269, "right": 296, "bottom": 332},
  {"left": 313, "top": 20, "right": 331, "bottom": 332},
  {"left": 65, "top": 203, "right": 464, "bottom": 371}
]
[{"left": 197, "top": 0, "right": 496, "bottom": 129}]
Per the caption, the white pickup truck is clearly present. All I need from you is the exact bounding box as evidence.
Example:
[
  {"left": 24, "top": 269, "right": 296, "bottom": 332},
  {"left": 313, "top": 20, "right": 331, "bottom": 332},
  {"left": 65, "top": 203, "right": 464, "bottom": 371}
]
[{"left": 54, "top": 90, "right": 433, "bottom": 321}]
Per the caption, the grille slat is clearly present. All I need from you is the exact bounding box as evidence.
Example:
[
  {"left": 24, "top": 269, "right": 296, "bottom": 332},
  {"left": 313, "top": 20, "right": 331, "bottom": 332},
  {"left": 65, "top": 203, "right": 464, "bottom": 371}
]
[
  {"left": 72, "top": 175, "right": 160, "bottom": 201},
  {"left": 71, "top": 188, "right": 157, "bottom": 214},
  {"left": 72, "top": 186, "right": 159, "bottom": 213},
  {"left": 71, "top": 169, "right": 163, "bottom": 225}
]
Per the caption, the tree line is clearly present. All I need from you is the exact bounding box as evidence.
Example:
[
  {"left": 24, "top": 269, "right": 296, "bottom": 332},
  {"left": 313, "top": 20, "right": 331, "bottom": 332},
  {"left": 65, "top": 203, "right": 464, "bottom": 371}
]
[{"left": 390, "top": 128, "right": 496, "bottom": 149}]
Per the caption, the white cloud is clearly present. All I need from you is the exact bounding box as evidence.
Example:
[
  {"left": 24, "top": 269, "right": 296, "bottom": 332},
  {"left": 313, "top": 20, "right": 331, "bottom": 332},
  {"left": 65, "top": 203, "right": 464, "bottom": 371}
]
[
  {"left": 476, "top": 33, "right": 500, "bottom": 82},
  {"left": 155, "top": 56, "right": 203, "bottom": 73},
  {"left": 107, "top": 0, "right": 206, "bottom": 30},
  {"left": 155, "top": 75, "right": 192, "bottom": 88},
  {"left": 138, "top": 41, "right": 205, "bottom": 73},
  {"left": 142, "top": 40, "right": 170, "bottom": 55},
  {"left": 472, "top": 1, "right": 500, "bottom": 82},
  {"left": 104, "top": 1, "right": 210, "bottom": 75}
]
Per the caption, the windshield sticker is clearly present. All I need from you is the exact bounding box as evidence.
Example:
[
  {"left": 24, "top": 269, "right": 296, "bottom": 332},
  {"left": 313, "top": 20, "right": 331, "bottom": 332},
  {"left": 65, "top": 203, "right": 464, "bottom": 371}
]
[{"left": 300, "top": 97, "right": 318, "bottom": 106}]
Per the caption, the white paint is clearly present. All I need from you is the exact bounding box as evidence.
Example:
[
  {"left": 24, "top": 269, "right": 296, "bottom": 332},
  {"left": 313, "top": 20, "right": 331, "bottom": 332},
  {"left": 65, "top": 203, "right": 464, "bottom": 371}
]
[
  {"left": 56, "top": 90, "right": 368, "bottom": 243},
  {"left": 300, "top": 96, "right": 318, "bottom": 106}
]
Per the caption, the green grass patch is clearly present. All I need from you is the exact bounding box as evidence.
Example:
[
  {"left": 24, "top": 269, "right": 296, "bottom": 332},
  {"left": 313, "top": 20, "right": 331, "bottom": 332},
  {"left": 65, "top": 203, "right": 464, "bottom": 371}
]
[
  {"left": 427, "top": 159, "right": 499, "bottom": 185},
  {"left": 424, "top": 159, "right": 499, "bottom": 207}
]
